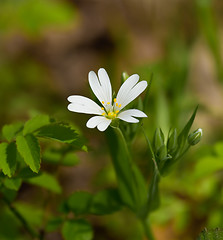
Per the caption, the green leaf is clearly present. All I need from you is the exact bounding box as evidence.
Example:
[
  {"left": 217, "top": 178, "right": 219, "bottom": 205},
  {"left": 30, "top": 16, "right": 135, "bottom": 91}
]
[
  {"left": 16, "top": 167, "right": 40, "bottom": 179},
  {"left": 26, "top": 172, "right": 62, "bottom": 193},
  {"left": 43, "top": 149, "right": 79, "bottom": 166},
  {"left": 106, "top": 127, "right": 147, "bottom": 213},
  {"left": 35, "top": 123, "right": 79, "bottom": 143},
  {"left": 197, "top": 228, "right": 223, "bottom": 240},
  {"left": 90, "top": 189, "right": 122, "bottom": 215},
  {"left": 146, "top": 172, "right": 160, "bottom": 214},
  {"left": 62, "top": 219, "right": 93, "bottom": 240},
  {"left": 4, "top": 178, "right": 22, "bottom": 191},
  {"left": 62, "top": 152, "right": 80, "bottom": 166},
  {"left": 67, "top": 191, "right": 92, "bottom": 215},
  {"left": 46, "top": 217, "right": 63, "bottom": 232},
  {"left": 2, "top": 122, "right": 24, "bottom": 141},
  {"left": 214, "top": 142, "right": 223, "bottom": 158},
  {"left": 0, "top": 0, "right": 76, "bottom": 36},
  {"left": 0, "top": 187, "right": 18, "bottom": 202},
  {"left": 14, "top": 202, "right": 44, "bottom": 227},
  {"left": 16, "top": 134, "right": 41, "bottom": 173},
  {"left": 194, "top": 156, "right": 223, "bottom": 179},
  {"left": 177, "top": 106, "right": 198, "bottom": 153},
  {"left": 0, "top": 142, "right": 17, "bottom": 177},
  {"left": 23, "top": 114, "right": 51, "bottom": 135}
]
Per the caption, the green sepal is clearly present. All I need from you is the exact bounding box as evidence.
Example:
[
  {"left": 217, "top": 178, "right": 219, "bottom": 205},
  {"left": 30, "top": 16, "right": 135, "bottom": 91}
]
[
  {"left": 167, "top": 128, "right": 178, "bottom": 154},
  {"left": 153, "top": 128, "right": 165, "bottom": 154}
]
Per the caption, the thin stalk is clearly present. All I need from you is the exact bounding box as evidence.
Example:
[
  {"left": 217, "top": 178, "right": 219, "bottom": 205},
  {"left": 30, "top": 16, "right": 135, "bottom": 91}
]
[
  {"left": 141, "top": 125, "right": 160, "bottom": 177},
  {"left": 2, "top": 196, "right": 40, "bottom": 239},
  {"left": 141, "top": 218, "right": 155, "bottom": 240},
  {"left": 114, "top": 126, "right": 131, "bottom": 159}
]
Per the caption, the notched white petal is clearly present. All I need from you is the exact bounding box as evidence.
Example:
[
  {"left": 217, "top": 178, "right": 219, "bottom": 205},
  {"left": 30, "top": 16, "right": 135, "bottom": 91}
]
[
  {"left": 88, "top": 71, "right": 106, "bottom": 103},
  {"left": 86, "top": 116, "right": 106, "bottom": 128},
  {"left": 116, "top": 74, "right": 139, "bottom": 104},
  {"left": 118, "top": 80, "right": 148, "bottom": 110},
  {"left": 98, "top": 68, "right": 112, "bottom": 103},
  {"left": 117, "top": 115, "right": 139, "bottom": 123},
  {"left": 119, "top": 109, "right": 147, "bottom": 118},
  {"left": 67, "top": 95, "right": 102, "bottom": 115},
  {"left": 97, "top": 119, "right": 112, "bottom": 131}
]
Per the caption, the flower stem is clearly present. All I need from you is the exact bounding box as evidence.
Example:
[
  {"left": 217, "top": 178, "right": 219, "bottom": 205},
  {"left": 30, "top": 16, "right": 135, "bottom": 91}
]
[
  {"left": 2, "top": 196, "right": 40, "bottom": 239},
  {"left": 114, "top": 126, "right": 131, "bottom": 158},
  {"left": 141, "top": 218, "right": 155, "bottom": 240}
]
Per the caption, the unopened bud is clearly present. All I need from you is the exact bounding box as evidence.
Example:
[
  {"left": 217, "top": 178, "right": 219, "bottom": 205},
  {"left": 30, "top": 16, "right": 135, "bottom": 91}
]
[
  {"left": 157, "top": 145, "right": 167, "bottom": 161},
  {"left": 153, "top": 128, "right": 165, "bottom": 152},
  {"left": 121, "top": 72, "right": 129, "bottom": 83},
  {"left": 188, "top": 128, "right": 203, "bottom": 145},
  {"left": 167, "top": 128, "right": 178, "bottom": 153}
]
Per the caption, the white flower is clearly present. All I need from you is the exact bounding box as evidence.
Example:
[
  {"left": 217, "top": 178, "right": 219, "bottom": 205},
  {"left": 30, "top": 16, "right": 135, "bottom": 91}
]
[{"left": 67, "top": 68, "right": 148, "bottom": 131}]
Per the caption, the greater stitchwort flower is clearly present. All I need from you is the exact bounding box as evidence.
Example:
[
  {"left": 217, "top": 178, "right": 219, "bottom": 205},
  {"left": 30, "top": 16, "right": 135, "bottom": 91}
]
[{"left": 67, "top": 68, "right": 148, "bottom": 131}]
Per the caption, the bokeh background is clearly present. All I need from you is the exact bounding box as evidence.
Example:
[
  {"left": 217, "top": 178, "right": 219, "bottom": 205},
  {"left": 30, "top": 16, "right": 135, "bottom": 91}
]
[{"left": 0, "top": 0, "right": 223, "bottom": 239}]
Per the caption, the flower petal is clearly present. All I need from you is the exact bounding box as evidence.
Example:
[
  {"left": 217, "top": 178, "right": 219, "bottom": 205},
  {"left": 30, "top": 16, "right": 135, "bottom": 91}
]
[
  {"left": 117, "top": 109, "right": 147, "bottom": 123},
  {"left": 88, "top": 71, "right": 106, "bottom": 104},
  {"left": 98, "top": 68, "right": 112, "bottom": 104},
  {"left": 97, "top": 119, "right": 112, "bottom": 131},
  {"left": 116, "top": 74, "right": 139, "bottom": 104},
  {"left": 118, "top": 81, "right": 147, "bottom": 110},
  {"left": 67, "top": 95, "right": 103, "bottom": 115},
  {"left": 86, "top": 116, "right": 106, "bottom": 128},
  {"left": 117, "top": 115, "right": 139, "bottom": 123},
  {"left": 118, "top": 109, "right": 147, "bottom": 118}
]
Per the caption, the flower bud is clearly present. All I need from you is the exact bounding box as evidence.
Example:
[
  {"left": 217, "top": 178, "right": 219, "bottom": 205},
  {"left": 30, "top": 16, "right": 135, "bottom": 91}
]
[
  {"left": 121, "top": 72, "right": 129, "bottom": 83},
  {"left": 188, "top": 128, "right": 203, "bottom": 146},
  {"left": 157, "top": 145, "right": 167, "bottom": 161},
  {"left": 153, "top": 128, "right": 165, "bottom": 152},
  {"left": 167, "top": 128, "right": 178, "bottom": 153}
]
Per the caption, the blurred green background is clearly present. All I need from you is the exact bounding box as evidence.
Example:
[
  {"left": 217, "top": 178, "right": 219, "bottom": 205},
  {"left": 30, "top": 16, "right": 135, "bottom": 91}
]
[{"left": 0, "top": 0, "right": 223, "bottom": 239}]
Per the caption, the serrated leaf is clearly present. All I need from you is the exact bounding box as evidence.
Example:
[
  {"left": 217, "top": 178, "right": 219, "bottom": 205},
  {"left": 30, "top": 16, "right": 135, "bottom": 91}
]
[
  {"left": 4, "top": 178, "right": 22, "bottom": 191},
  {"left": 2, "top": 122, "right": 24, "bottom": 141},
  {"left": 67, "top": 191, "right": 92, "bottom": 215},
  {"left": 16, "top": 167, "right": 40, "bottom": 179},
  {"left": 23, "top": 114, "right": 51, "bottom": 135},
  {"left": 90, "top": 189, "right": 122, "bottom": 215},
  {"left": 62, "top": 219, "right": 93, "bottom": 240},
  {"left": 16, "top": 134, "right": 41, "bottom": 173},
  {"left": 35, "top": 123, "right": 79, "bottom": 143},
  {"left": 26, "top": 172, "right": 61, "bottom": 193},
  {"left": 0, "top": 142, "right": 17, "bottom": 177}
]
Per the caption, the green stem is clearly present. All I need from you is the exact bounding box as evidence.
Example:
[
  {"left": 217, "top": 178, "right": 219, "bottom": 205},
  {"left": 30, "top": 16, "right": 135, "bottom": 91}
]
[
  {"left": 141, "top": 218, "right": 155, "bottom": 240},
  {"left": 141, "top": 125, "right": 160, "bottom": 177},
  {"left": 2, "top": 196, "right": 40, "bottom": 239},
  {"left": 114, "top": 126, "right": 131, "bottom": 158}
]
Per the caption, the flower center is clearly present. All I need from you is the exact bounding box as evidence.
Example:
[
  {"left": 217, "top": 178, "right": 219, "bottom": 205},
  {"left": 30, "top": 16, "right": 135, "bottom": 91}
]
[
  {"left": 101, "top": 98, "right": 121, "bottom": 119},
  {"left": 107, "top": 111, "right": 116, "bottom": 119}
]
